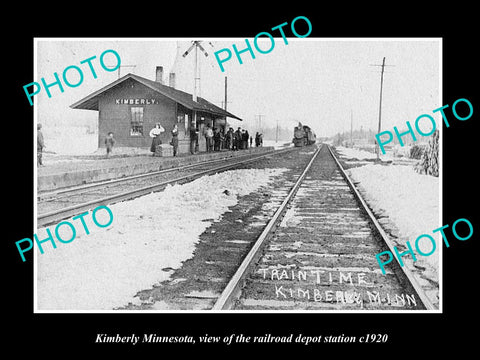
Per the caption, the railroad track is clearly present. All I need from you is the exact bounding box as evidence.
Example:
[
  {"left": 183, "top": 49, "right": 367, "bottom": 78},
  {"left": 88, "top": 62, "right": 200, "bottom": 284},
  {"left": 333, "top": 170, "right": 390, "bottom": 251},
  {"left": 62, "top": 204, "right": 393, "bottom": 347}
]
[
  {"left": 212, "top": 144, "right": 434, "bottom": 311},
  {"left": 37, "top": 147, "right": 295, "bottom": 227}
]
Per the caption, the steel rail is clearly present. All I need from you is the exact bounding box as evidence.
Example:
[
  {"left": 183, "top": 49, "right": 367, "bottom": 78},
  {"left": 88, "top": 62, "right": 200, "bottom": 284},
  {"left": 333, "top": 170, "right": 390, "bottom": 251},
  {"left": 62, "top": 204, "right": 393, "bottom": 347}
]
[
  {"left": 212, "top": 145, "right": 322, "bottom": 310},
  {"left": 38, "top": 148, "right": 288, "bottom": 200},
  {"left": 326, "top": 145, "right": 435, "bottom": 310},
  {"left": 213, "top": 144, "right": 434, "bottom": 310},
  {"left": 37, "top": 147, "right": 295, "bottom": 227}
]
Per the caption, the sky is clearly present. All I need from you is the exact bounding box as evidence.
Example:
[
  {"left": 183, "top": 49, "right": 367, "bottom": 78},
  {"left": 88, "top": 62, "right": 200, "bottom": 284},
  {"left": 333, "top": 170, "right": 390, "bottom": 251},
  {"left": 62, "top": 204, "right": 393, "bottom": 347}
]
[{"left": 35, "top": 38, "right": 440, "bottom": 139}]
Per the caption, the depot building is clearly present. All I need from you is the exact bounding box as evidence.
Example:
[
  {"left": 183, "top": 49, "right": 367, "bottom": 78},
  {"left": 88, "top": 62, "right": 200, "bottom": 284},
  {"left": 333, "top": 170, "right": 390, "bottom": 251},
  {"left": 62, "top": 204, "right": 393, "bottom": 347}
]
[{"left": 70, "top": 67, "right": 242, "bottom": 153}]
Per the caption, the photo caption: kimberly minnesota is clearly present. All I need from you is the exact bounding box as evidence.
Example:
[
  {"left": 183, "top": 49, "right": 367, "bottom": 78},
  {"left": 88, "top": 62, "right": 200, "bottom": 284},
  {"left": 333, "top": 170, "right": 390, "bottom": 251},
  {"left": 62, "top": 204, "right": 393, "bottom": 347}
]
[{"left": 95, "top": 333, "right": 196, "bottom": 345}]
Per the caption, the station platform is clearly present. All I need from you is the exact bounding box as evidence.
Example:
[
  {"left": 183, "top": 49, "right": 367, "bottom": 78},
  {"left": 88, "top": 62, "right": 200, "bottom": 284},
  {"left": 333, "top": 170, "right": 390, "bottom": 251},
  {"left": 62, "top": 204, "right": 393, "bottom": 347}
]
[{"left": 37, "top": 146, "right": 276, "bottom": 192}]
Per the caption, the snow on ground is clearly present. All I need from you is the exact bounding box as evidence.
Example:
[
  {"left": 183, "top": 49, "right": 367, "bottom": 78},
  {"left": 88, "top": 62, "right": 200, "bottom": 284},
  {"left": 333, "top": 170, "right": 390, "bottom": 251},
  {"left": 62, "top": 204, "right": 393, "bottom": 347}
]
[
  {"left": 42, "top": 126, "right": 98, "bottom": 155},
  {"left": 36, "top": 167, "right": 287, "bottom": 310},
  {"left": 347, "top": 163, "right": 440, "bottom": 284},
  {"left": 262, "top": 140, "right": 294, "bottom": 149},
  {"left": 335, "top": 145, "right": 419, "bottom": 166},
  {"left": 41, "top": 147, "right": 151, "bottom": 165},
  {"left": 336, "top": 146, "right": 378, "bottom": 160}
]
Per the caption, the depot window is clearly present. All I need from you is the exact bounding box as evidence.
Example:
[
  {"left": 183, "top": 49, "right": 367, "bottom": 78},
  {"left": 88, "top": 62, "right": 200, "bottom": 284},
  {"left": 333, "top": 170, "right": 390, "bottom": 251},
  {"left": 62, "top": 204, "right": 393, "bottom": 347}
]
[{"left": 130, "top": 107, "right": 144, "bottom": 136}]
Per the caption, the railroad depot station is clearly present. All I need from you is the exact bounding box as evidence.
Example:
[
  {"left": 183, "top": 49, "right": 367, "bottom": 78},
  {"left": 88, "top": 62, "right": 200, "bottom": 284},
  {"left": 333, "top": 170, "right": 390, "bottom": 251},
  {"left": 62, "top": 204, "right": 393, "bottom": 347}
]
[
  {"left": 70, "top": 66, "right": 243, "bottom": 154},
  {"left": 37, "top": 67, "right": 273, "bottom": 192}
]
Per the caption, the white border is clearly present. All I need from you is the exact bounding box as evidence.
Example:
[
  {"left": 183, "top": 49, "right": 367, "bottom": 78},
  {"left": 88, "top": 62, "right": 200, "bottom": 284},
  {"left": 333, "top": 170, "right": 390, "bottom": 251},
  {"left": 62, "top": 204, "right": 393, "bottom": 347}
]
[{"left": 33, "top": 37, "right": 443, "bottom": 314}]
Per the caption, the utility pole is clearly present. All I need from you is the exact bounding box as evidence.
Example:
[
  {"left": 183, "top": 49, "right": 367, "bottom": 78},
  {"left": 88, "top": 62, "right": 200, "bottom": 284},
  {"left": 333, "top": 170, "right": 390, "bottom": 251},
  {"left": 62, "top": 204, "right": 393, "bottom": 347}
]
[
  {"left": 182, "top": 40, "right": 210, "bottom": 102},
  {"left": 224, "top": 76, "right": 227, "bottom": 112},
  {"left": 276, "top": 119, "right": 279, "bottom": 143},
  {"left": 220, "top": 81, "right": 232, "bottom": 122},
  {"left": 221, "top": 100, "right": 232, "bottom": 110},
  {"left": 350, "top": 109, "right": 353, "bottom": 148},
  {"left": 194, "top": 44, "right": 198, "bottom": 102},
  {"left": 222, "top": 76, "right": 234, "bottom": 130},
  {"left": 182, "top": 41, "right": 209, "bottom": 131},
  {"left": 376, "top": 57, "right": 385, "bottom": 159},
  {"left": 220, "top": 77, "right": 231, "bottom": 121},
  {"left": 256, "top": 115, "right": 265, "bottom": 132},
  {"left": 370, "top": 57, "right": 394, "bottom": 159}
]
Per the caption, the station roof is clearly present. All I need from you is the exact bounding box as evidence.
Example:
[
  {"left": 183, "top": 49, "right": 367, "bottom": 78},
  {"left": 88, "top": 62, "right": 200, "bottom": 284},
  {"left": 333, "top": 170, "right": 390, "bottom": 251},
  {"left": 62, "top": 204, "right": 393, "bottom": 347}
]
[{"left": 70, "top": 73, "right": 242, "bottom": 121}]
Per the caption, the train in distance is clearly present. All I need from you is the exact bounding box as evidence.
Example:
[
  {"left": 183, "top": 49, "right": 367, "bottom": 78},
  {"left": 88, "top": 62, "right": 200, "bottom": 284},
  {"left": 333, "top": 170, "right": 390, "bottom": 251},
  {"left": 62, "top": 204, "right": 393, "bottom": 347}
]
[{"left": 292, "top": 122, "right": 317, "bottom": 147}]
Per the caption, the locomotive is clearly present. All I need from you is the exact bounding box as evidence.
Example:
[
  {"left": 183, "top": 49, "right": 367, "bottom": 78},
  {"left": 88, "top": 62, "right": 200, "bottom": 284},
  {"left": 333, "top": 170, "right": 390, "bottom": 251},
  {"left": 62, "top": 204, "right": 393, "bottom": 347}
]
[{"left": 292, "top": 122, "right": 316, "bottom": 147}]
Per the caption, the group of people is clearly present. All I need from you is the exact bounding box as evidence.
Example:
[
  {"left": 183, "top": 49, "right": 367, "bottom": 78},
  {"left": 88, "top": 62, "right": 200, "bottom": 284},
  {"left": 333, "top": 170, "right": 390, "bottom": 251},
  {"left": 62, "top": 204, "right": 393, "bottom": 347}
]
[
  {"left": 37, "top": 121, "right": 263, "bottom": 166},
  {"left": 148, "top": 122, "right": 179, "bottom": 157},
  {"left": 104, "top": 122, "right": 179, "bottom": 158},
  {"left": 104, "top": 123, "right": 263, "bottom": 159},
  {"left": 200, "top": 125, "right": 263, "bottom": 153},
  {"left": 149, "top": 123, "right": 264, "bottom": 156},
  {"left": 226, "top": 127, "right": 249, "bottom": 151},
  {"left": 201, "top": 124, "right": 229, "bottom": 153}
]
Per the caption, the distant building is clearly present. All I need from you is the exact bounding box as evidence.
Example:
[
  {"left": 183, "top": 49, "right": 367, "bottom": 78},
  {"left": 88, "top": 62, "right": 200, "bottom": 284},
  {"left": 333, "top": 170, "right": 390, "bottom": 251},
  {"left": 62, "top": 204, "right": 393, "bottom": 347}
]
[{"left": 70, "top": 67, "right": 242, "bottom": 153}]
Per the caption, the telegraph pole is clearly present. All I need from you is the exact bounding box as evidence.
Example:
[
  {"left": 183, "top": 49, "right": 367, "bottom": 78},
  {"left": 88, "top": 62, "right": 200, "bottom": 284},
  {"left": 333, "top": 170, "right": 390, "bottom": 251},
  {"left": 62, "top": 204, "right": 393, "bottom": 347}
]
[
  {"left": 370, "top": 57, "right": 394, "bottom": 159},
  {"left": 376, "top": 57, "right": 385, "bottom": 159},
  {"left": 224, "top": 76, "right": 227, "bottom": 111},
  {"left": 224, "top": 76, "right": 228, "bottom": 129},
  {"left": 256, "top": 115, "right": 265, "bottom": 132},
  {"left": 220, "top": 77, "right": 231, "bottom": 121},
  {"left": 276, "top": 119, "right": 279, "bottom": 143},
  {"left": 193, "top": 44, "right": 198, "bottom": 101},
  {"left": 182, "top": 41, "right": 210, "bottom": 102},
  {"left": 350, "top": 109, "right": 353, "bottom": 148}
]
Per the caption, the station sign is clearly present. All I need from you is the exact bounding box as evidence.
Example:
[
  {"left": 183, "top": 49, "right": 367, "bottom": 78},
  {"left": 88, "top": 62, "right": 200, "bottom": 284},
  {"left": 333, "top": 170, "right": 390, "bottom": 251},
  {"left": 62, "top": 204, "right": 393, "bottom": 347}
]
[{"left": 115, "top": 98, "right": 159, "bottom": 105}]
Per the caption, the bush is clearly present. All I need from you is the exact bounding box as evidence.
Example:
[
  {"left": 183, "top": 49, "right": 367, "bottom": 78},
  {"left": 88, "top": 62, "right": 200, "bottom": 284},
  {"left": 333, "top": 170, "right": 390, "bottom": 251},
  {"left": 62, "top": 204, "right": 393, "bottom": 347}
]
[
  {"left": 415, "top": 130, "right": 439, "bottom": 177},
  {"left": 410, "top": 144, "right": 424, "bottom": 159}
]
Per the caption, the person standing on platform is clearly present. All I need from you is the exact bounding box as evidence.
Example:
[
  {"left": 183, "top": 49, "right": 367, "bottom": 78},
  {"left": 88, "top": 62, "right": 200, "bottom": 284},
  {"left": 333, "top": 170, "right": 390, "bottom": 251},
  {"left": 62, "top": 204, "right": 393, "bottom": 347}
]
[
  {"left": 230, "top": 128, "right": 235, "bottom": 150},
  {"left": 213, "top": 127, "right": 221, "bottom": 151},
  {"left": 240, "top": 129, "right": 247, "bottom": 149},
  {"left": 244, "top": 129, "right": 250, "bottom": 149},
  {"left": 220, "top": 128, "right": 226, "bottom": 150},
  {"left": 170, "top": 124, "right": 179, "bottom": 156},
  {"left": 105, "top": 132, "right": 116, "bottom": 158},
  {"left": 37, "top": 123, "right": 45, "bottom": 166},
  {"left": 239, "top": 129, "right": 244, "bottom": 149},
  {"left": 149, "top": 122, "right": 165, "bottom": 156},
  {"left": 226, "top": 128, "right": 233, "bottom": 150},
  {"left": 204, "top": 124, "right": 214, "bottom": 152},
  {"left": 234, "top": 127, "right": 242, "bottom": 150},
  {"left": 249, "top": 135, "right": 253, "bottom": 148},
  {"left": 190, "top": 124, "right": 199, "bottom": 154},
  {"left": 255, "top": 132, "right": 260, "bottom": 147}
]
